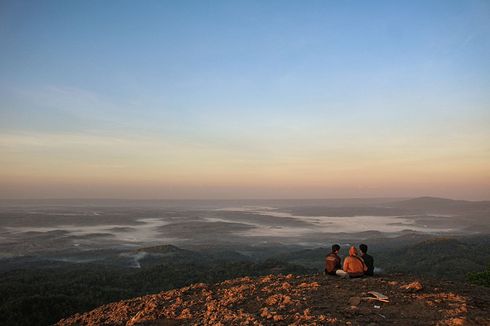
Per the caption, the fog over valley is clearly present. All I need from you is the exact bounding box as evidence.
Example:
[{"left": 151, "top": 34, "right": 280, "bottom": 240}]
[{"left": 1, "top": 197, "right": 488, "bottom": 268}]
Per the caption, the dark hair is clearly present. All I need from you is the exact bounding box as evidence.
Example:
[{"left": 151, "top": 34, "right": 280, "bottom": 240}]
[
  {"left": 359, "top": 244, "right": 368, "bottom": 253},
  {"left": 332, "top": 244, "right": 340, "bottom": 252}
]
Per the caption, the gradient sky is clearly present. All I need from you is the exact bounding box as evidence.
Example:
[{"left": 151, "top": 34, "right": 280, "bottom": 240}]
[{"left": 1, "top": 0, "right": 489, "bottom": 200}]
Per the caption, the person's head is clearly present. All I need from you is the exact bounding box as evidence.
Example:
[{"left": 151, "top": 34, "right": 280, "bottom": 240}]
[
  {"left": 359, "top": 244, "right": 368, "bottom": 254},
  {"left": 349, "top": 246, "right": 358, "bottom": 256},
  {"left": 331, "top": 244, "right": 340, "bottom": 253}
]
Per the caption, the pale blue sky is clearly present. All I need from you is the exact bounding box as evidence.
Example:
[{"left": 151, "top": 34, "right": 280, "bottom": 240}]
[{"left": 1, "top": 0, "right": 489, "bottom": 199}]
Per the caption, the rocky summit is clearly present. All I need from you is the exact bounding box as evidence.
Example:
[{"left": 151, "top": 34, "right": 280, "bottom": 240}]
[{"left": 56, "top": 274, "right": 489, "bottom": 325}]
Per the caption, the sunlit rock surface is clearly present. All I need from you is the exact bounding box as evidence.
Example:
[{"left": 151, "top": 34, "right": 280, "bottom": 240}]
[{"left": 56, "top": 273, "right": 489, "bottom": 325}]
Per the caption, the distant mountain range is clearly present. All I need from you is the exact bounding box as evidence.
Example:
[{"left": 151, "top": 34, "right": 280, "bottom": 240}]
[
  {"left": 387, "top": 196, "right": 490, "bottom": 212},
  {"left": 1, "top": 196, "right": 488, "bottom": 209}
]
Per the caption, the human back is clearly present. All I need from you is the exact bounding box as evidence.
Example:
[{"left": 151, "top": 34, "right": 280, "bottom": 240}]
[
  {"left": 325, "top": 244, "right": 342, "bottom": 275},
  {"left": 343, "top": 246, "right": 367, "bottom": 278},
  {"left": 359, "top": 243, "right": 374, "bottom": 276}
]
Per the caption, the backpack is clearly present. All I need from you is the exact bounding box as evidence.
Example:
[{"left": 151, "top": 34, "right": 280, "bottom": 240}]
[{"left": 325, "top": 254, "right": 340, "bottom": 273}]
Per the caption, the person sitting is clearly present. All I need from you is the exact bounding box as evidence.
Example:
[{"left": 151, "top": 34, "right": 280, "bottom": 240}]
[
  {"left": 359, "top": 243, "right": 374, "bottom": 276},
  {"left": 343, "top": 246, "right": 367, "bottom": 278},
  {"left": 325, "top": 244, "right": 348, "bottom": 277}
]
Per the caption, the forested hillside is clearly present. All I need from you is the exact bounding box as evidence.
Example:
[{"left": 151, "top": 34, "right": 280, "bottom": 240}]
[{"left": 1, "top": 236, "right": 489, "bottom": 326}]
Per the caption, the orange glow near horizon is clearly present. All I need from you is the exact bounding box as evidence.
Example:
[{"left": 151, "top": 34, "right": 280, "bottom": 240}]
[{"left": 1, "top": 130, "right": 489, "bottom": 200}]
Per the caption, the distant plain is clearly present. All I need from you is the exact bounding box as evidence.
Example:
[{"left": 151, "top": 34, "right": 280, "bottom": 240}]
[{"left": 1, "top": 197, "right": 488, "bottom": 265}]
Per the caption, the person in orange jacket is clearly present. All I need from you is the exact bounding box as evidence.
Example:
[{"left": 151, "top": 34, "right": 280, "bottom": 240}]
[{"left": 343, "top": 246, "right": 368, "bottom": 278}]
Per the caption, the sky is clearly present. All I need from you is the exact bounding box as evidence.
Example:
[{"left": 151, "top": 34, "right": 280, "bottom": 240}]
[{"left": 1, "top": 0, "right": 489, "bottom": 200}]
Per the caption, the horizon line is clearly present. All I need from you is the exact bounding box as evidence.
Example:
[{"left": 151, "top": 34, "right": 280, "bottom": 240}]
[{"left": 1, "top": 196, "right": 488, "bottom": 202}]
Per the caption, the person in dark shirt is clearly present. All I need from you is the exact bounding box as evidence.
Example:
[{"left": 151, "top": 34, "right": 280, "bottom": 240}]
[
  {"left": 359, "top": 243, "right": 374, "bottom": 276},
  {"left": 325, "top": 244, "right": 348, "bottom": 277}
]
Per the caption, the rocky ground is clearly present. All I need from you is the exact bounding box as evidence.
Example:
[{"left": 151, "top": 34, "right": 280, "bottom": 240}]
[{"left": 56, "top": 273, "right": 489, "bottom": 325}]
